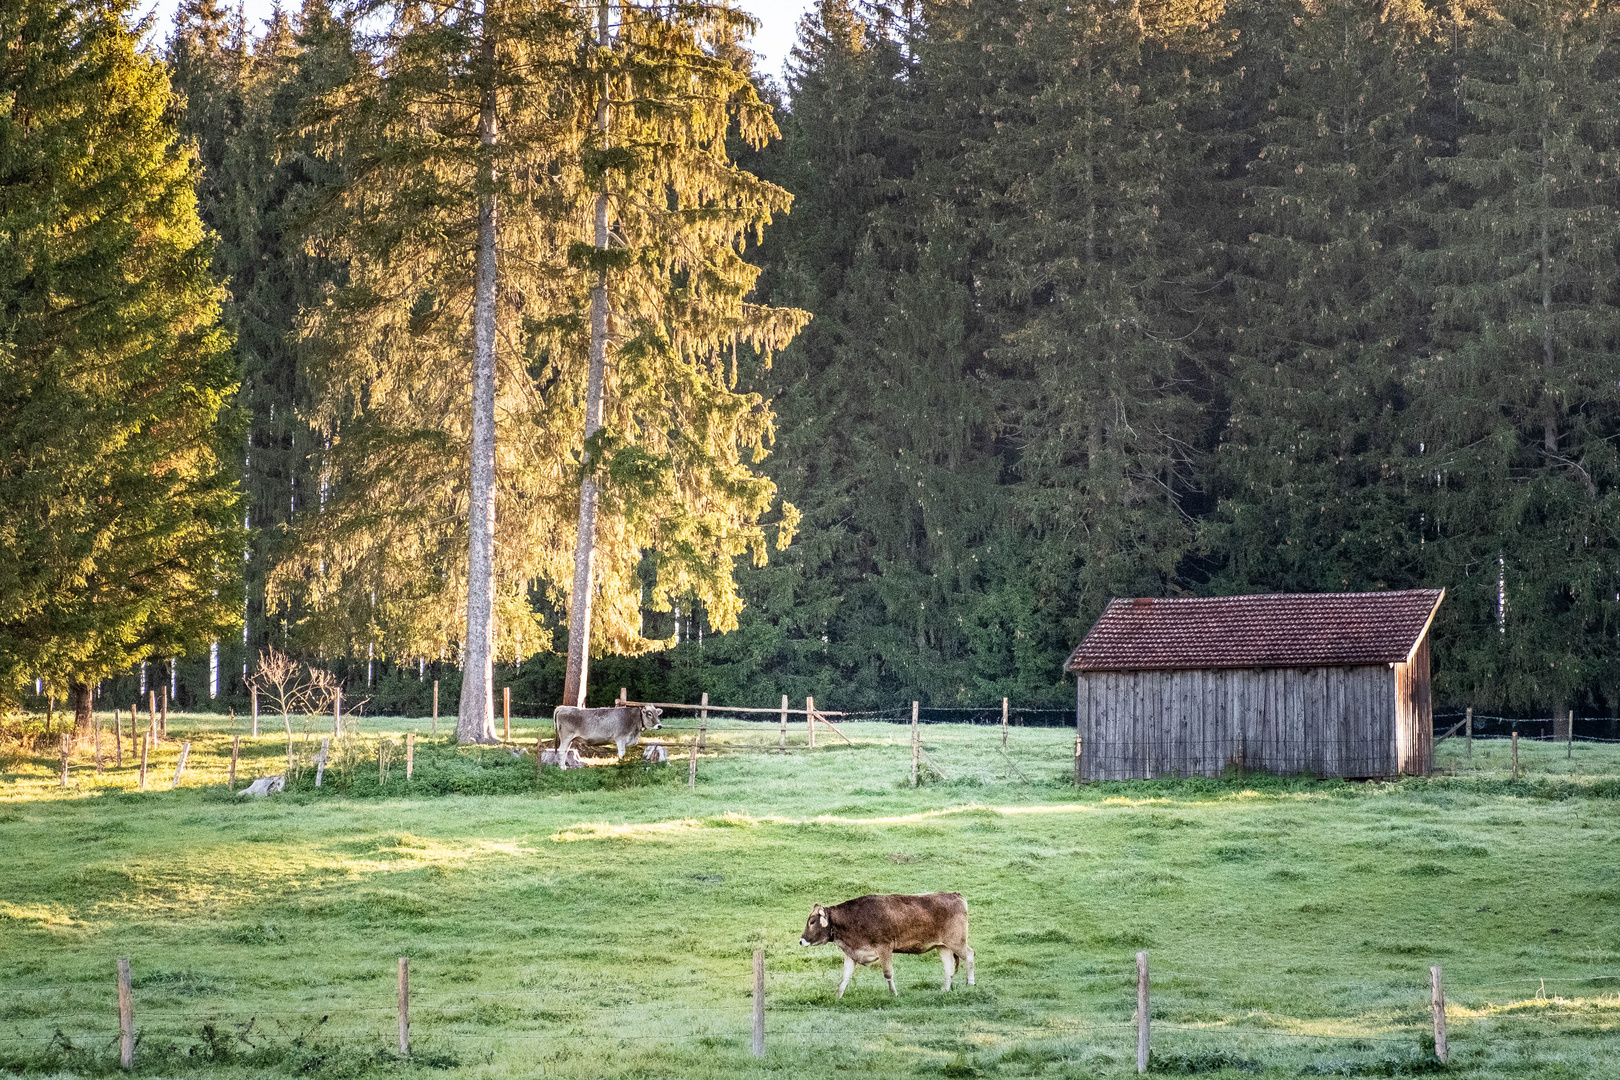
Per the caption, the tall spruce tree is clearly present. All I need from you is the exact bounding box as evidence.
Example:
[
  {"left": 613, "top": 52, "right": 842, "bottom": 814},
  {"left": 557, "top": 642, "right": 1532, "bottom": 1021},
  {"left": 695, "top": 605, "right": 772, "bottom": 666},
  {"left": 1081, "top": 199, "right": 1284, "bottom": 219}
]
[
  {"left": 0, "top": 0, "right": 243, "bottom": 727},
  {"left": 1413, "top": 0, "right": 1620, "bottom": 712},
  {"left": 1202, "top": 0, "right": 1437, "bottom": 595},
  {"left": 163, "top": 0, "right": 355, "bottom": 702},
  {"left": 272, "top": 1, "right": 805, "bottom": 740},
  {"left": 677, "top": 0, "right": 921, "bottom": 706},
  {"left": 558, "top": 3, "right": 807, "bottom": 707},
  {"left": 956, "top": 0, "right": 1226, "bottom": 685}
]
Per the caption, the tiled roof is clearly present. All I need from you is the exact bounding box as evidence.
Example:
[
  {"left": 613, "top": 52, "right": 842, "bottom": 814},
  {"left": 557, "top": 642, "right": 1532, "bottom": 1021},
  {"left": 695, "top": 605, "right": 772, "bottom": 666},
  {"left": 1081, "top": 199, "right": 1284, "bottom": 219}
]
[{"left": 1064, "top": 589, "right": 1444, "bottom": 672}]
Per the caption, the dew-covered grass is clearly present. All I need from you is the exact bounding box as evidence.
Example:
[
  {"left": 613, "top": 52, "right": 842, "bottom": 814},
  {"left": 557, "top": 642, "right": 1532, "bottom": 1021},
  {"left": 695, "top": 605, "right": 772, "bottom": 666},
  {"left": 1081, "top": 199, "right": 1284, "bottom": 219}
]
[{"left": 1, "top": 713, "right": 1617, "bottom": 1078}]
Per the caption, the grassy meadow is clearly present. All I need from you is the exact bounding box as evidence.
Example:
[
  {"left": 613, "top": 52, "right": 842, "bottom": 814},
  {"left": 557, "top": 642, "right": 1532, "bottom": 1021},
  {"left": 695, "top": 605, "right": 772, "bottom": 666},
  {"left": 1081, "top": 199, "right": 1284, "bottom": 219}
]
[{"left": 1, "top": 712, "right": 1618, "bottom": 1078}]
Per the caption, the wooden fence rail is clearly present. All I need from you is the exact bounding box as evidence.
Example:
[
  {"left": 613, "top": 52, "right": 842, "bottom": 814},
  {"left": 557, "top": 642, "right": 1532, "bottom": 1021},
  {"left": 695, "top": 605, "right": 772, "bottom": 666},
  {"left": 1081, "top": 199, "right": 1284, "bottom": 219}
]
[
  {"left": 91, "top": 954, "right": 1458, "bottom": 1071},
  {"left": 623, "top": 699, "right": 846, "bottom": 717}
]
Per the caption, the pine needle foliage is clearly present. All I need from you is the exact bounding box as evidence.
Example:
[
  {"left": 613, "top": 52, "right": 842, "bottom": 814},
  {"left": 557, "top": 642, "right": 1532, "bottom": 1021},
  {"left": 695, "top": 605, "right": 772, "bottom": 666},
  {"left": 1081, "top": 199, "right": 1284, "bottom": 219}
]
[
  {"left": 1203, "top": 0, "right": 1438, "bottom": 594},
  {"left": 1411, "top": 0, "right": 1620, "bottom": 711},
  {"left": 0, "top": 0, "right": 243, "bottom": 716},
  {"left": 168, "top": 0, "right": 360, "bottom": 682},
  {"left": 267, "top": 2, "right": 807, "bottom": 694}
]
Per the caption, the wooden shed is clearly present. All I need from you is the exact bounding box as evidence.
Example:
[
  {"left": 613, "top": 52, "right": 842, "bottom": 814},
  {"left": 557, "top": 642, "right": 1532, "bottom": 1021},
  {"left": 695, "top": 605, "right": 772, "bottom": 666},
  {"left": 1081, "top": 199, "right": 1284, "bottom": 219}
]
[{"left": 1065, "top": 589, "right": 1444, "bottom": 781}]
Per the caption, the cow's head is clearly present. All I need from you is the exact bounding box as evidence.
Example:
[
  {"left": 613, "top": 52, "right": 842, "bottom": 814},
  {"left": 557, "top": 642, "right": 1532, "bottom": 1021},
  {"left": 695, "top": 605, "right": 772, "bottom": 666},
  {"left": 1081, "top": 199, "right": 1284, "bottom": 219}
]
[
  {"left": 640, "top": 704, "right": 663, "bottom": 730},
  {"left": 799, "top": 904, "right": 832, "bottom": 947}
]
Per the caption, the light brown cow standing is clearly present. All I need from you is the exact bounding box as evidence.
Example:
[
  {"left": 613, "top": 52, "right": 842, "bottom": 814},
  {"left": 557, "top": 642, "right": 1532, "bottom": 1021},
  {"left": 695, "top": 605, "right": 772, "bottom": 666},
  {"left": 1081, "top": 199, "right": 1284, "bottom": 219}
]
[{"left": 799, "top": 892, "right": 975, "bottom": 997}]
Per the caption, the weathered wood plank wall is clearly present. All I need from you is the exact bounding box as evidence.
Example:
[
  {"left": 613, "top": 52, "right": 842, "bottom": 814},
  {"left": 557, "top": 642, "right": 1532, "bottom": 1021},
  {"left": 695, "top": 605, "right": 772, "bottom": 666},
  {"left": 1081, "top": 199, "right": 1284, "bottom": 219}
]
[
  {"left": 1076, "top": 665, "right": 1402, "bottom": 781},
  {"left": 1394, "top": 636, "right": 1433, "bottom": 776}
]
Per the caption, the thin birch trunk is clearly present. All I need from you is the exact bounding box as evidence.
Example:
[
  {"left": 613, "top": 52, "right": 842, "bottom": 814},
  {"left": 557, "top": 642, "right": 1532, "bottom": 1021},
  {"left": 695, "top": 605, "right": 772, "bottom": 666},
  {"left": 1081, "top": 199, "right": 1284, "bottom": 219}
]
[
  {"left": 459, "top": 15, "right": 500, "bottom": 744},
  {"left": 563, "top": 0, "right": 611, "bottom": 709}
]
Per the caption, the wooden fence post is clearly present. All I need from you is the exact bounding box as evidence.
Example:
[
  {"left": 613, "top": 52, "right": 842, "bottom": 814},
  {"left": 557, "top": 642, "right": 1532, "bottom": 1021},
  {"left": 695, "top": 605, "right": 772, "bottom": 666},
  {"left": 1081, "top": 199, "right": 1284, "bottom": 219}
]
[
  {"left": 1430, "top": 965, "right": 1447, "bottom": 1064},
  {"left": 699, "top": 692, "right": 708, "bottom": 750},
  {"left": 780, "top": 695, "right": 788, "bottom": 751},
  {"left": 333, "top": 687, "right": 342, "bottom": 737},
  {"left": 806, "top": 696, "right": 815, "bottom": 749},
  {"left": 117, "top": 957, "right": 134, "bottom": 1070},
  {"left": 619, "top": 687, "right": 627, "bottom": 706},
  {"left": 503, "top": 687, "right": 511, "bottom": 743},
  {"left": 911, "top": 701, "right": 920, "bottom": 788},
  {"left": 1512, "top": 730, "right": 1519, "bottom": 779},
  {"left": 406, "top": 732, "right": 415, "bottom": 780},
  {"left": 1465, "top": 706, "right": 1473, "bottom": 760},
  {"left": 251, "top": 688, "right": 259, "bottom": 738},
  {"left": 432, "top": 680, "right": 439, "bottom": 735},
  {"left": 1568, "top": 709, "right": 1575, "bottom": 759},
  {"left": 148, "top": 691, "right": 156, "bottom": 742},
  {"left": 59, "top": 733, "right": 69, "bottom": 787},
  {"left": 158, "top": 685, "right": 167, "bottom": 740},
  {"left": 397, "top": 957, "right": 410, "bottom": 1056},
  {"left": 1002, "top": 697, "right": 1009, "bottom": 750},
  {"left": 752, "top": 949, "right": 765, "bottom": 1058},
  {"left": 688, "top": 740, "right": 698, "bottom": 789},
  {"left": 1137, "top": 951, "right": 1150, "bottom": 1074},
  {"left": 138, "top": 734, "right": 148, "bottom": 791},
  {"left": 129, "top": 704, "right": 136, "bottom": 750},
  {"left": 115, "top": 709, "right": 123, "bottom": 768},
  {"left": 1074, "top": 734, "right": 1083, "bottom": 785},
  {"left": 229, "top": 736, "right": 239, "bottom": 790},
  {"left": 172, "top": 742, "right": 191, "bottom": 789}
]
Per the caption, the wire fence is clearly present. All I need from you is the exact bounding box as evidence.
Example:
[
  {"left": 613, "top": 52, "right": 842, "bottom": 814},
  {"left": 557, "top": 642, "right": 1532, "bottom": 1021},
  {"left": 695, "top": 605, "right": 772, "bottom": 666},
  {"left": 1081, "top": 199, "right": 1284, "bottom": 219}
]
[
  {"left": 15, "top": 714, "right": 1620, "bottom": 795},
  {"left": 5, "top": 959, "right": 1615, "bottom": 1069}
]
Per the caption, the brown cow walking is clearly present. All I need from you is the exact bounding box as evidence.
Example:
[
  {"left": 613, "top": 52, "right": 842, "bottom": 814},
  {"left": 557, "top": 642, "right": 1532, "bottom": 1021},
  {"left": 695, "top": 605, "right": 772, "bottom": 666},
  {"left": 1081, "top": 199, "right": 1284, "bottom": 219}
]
[{"left": 799, "top": 892, "right": 975, "bottom": 997}]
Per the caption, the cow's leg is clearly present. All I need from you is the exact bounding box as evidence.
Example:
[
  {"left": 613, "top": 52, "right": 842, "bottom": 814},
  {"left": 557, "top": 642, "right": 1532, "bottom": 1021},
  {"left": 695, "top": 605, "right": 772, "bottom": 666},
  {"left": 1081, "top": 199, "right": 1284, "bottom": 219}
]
[
  {"left": 837, "top": 955, "right": 855, "bottom": 999},
  {"left": 941, "top": 950, "right": 956, "bottom": 991},
  {"left": 880, "top": 949, "right": 897, "bottom": 996},
  {"left": 615, "top": 736, "right": 627, "bottom": 760},
  {"left": 963, "top": 946, "right": 975, "bottom": 986},
  {"left": 556, "top": 731, "right": 575, "bottom": 757}
]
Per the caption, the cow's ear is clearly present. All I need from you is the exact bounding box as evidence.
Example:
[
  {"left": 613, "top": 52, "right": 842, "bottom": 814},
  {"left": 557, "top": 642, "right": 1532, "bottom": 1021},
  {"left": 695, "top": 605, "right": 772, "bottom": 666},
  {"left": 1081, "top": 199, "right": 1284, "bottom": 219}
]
[{"left": 818, "top": 910, "right": 828, "bottom": 928}]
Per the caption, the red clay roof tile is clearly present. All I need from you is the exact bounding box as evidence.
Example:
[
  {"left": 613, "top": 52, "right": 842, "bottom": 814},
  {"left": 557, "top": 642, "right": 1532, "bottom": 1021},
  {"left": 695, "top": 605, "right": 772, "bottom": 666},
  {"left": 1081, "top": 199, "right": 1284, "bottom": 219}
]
[{"left": 1064, "top": 589, "right": 1444, "bottom": 672}]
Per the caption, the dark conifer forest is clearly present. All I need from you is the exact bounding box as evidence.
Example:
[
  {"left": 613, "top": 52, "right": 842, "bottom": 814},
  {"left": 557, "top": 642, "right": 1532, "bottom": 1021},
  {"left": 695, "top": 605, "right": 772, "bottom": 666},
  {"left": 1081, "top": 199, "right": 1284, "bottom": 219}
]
[{"left": 27, "top": 0, "right": 1620, "bottom": 718}]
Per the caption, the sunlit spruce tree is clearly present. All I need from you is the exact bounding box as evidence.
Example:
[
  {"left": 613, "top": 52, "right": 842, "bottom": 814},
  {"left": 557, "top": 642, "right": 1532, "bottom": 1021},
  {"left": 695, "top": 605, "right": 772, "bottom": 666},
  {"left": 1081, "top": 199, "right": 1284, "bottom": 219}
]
[
  {"left": 557, "top": 3, "right": 809, "bottom": 708},
  {"left": 0, "top": 0, "right": 243, "bottom": 728},
  {"left": 1412, "top": 0, "right": 1620, "bottom": 713},
  {"left": 270, "top": 1, "right": 805, "bottom": 740}
]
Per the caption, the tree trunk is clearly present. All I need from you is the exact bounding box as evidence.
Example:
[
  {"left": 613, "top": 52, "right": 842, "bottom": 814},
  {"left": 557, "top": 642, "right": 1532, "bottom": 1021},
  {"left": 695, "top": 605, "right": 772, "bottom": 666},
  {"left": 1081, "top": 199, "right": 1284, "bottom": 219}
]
[
  {"left": 563, "top": 0, "right": 612, "bottom": 710},
  {"left": 458, "top": 14, "right": 499, "bottom": 744},
  {"left": 70, "top": 679, "right": 93, "bottom": 740},
  {"left": 1541, "top": 112, "right": 1557, "bottom": 455}
]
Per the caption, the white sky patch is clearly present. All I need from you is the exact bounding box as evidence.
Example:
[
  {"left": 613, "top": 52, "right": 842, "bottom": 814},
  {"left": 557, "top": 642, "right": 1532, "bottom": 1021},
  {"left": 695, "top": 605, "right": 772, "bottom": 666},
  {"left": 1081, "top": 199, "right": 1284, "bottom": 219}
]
[{"left": 140, "top": 0, "right": 814, "bottom": 83}]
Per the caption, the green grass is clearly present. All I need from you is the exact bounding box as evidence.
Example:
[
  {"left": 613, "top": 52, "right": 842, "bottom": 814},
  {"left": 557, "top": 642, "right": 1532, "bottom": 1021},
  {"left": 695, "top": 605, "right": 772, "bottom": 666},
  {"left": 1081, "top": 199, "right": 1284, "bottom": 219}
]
[{"left": 1, "top": 714, "right": 1618, "bottom": 1079}]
